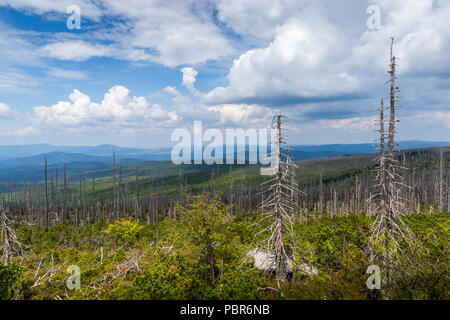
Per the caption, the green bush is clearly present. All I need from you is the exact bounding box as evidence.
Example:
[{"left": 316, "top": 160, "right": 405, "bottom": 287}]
[
  {"left": 0, "top": 263, "right": 22, "bottom": 300},
  {"left": 103, "top": 217, "right": 144, "bottom": 244}
]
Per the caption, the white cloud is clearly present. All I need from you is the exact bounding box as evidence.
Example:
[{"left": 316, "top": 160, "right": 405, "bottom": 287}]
[
  {"left": 0, "top": 102, "right": 13, "bottom": 118},
  {"left": 203, "top": 0, "right": 450, "bottom": 129},
  {"left": 0, "top": 102, "right": 21, "bottom": 119},
  {"left": 181, "top": 67, "right": 199, "bottom": 95},
  {"left": 15, "top": 126, "right": 39, "bottom": 136},
  {"left": 4, "top": 1, "right": 236, "bottom": 67},
  {"left": 317, "top": 116, "right": 377, "bottom": 132},
  {"left": 217, "top": 0, "right": 307, "bottom": 40},
  {"left": 207, "top": 104, "right": 271, "bottom": 126},
  {"left": 407, "top": 111, "right": 450, "bottom": 128},
  {"left": 40, "top": 40, "right": 113, "bottom": 61},
  {"left": 204, "top": 17, "right": 359, "bottom": 104},
  {"left": 1, "top": 0, "right": 449, "bottom": 143},
  {"left": 353, "top": 0, "right": 450, "bottom": 75},
  {"left": 163, "top": 86, "right": 181, "bottom": 96},
  {"left": 0, "top": 24, "right": 42, "bottom": 68},
  {"left": 0, "top": 126, "right": 39, "bottom": 136},
  {"left": 47, "top": 67, "right": 88, "bottom": 80},
  {"left": 33, "top": 85, "right": 179, "bottom": 130},
  {"left": 0, "top": 0, "right": 103, "bottom": 20},
  {"left": 104, "top": 0, "right": 235, "bottom": 67}
]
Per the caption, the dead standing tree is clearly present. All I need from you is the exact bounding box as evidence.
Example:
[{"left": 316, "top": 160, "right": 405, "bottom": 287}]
[
  {"left": 369, "top": 38, "right": 417, "bottom": 287},
  {"left": 1, "top": 211, "right": 26, "bottom": 265},
  {"left": 438, "top": 148, "right": 446, "bottom": 213},
  {"left": 256, "top": 111, "right": 302, "bottom": 281}
]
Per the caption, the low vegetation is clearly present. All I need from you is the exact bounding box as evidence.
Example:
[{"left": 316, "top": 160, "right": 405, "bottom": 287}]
[{"left": 1, "top": 194, "right": 448, "bottom": 300}]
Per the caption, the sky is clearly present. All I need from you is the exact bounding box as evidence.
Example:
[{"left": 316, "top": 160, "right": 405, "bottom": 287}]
[{"left": 0, "top": 0, "right": 448, "bottom": 148}]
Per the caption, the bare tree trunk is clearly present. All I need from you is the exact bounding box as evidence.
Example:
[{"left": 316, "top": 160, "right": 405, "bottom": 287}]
[
  {"left": 55, "top": 168, "right": 59, "bottom": 223},
  {"left": 113, "top": 150, "right": 117, "bottom": 220},
  {"left": 369, "top": 38, "right": 416, "bottom": 293},
  {"left": 64, "top": 163, "right": 68, "bottom": 223},
  {"left": 229, "top": 166, "right": 233, "bottom": 215},
  {"left": 83, "top": 175, "right": 87, "bottom": 223},
  {"left": 92, "top": 176, "right": 96, "bottom": 222},
  {"left": 319, "top": 169, "right": 323, "bottom": 214},
  {"left": 438, "top": 148, "right": 444, "bottom": 212},
  {"left": 135, "top": 167, "right": 139, "bottom": 221},
  {"left": 259, "top": 111, "right": 303, "bottom": 281},
  {"left": 45, "top": 158, "right": 49, "bottom": 228}
]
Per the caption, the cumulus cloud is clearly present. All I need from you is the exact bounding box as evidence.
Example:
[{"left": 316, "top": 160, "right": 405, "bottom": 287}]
[
  {"left": 199, "top": 0, "right": 450, "bottom": 128},
  {"left": 353, "top": 0, "right": 450, "bottom": 75},
  {"left": 207, "top": 104, "right": 272, "bottom": 126},
  {"left": 1, "top": 0, "right": 449, "bottom": 143},
  {"left": 163, "top": 86, "right": 181, "bottom": 97},
  {"left": 217, "top": 0, "right": 307, "bottom": 40},
  {"left": 204, "top": 17, "right": 359, "bottom": 105},
  {"left": 181, "top": 67, "right": 199, "bottom": 95},
  {"left": 33, "top": 85, "right": 179, "bottom": 131}
]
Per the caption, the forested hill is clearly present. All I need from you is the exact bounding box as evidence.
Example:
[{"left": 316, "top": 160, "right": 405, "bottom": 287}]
[
  {"left": 0, "top": 141, "right": 448, "bottom": 183},
  {"left": 1, "top": 147, "right": 448, "bottom": 214}
]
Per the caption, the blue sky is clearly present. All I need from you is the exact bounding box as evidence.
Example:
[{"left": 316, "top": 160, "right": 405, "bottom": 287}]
[{"left": 0, "top": 0, "right": 448, "bottom": 148}]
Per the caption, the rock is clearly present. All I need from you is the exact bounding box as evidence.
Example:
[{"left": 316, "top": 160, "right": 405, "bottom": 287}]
[
  {"left": 296, "top": 263, "right": 319, "bottom": 277},
  {"left": 246, "top": 248, "right": 318, "bottom": 278}
]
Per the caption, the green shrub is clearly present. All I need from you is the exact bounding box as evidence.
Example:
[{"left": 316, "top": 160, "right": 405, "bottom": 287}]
[
  {"left": 103, "top": 217, "right": 143, "bottom": 244},
  {"left": 0, "top": 263, "right": 22, "bottom": 300}
]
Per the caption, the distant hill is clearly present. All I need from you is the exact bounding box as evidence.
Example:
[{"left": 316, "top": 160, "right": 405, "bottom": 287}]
[
  {"left": 0, "top": 151, "right": 104, "bottom": 167},
  {"left": 0, "top": 141, "right": 448, "bottom": 183},
  {"left": 0, "top": 144, "right": 161, "bottom": 161},
  {"left": 291, "top": 140, "right": 450, "bottom": 155}
]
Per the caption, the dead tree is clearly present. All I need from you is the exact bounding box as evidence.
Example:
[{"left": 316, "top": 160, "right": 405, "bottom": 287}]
[
  {"left": 63, "top": 163, "right": 68, "bottom": 223},
  {"left": 1, "top": 211, "right": 26, "bottom": 265},
  {"left": 135, "top": 167, "right": 139, "bottom": 221},
  {"left": 179, "top": 168, "right": 184, "bottom": 205},
  {"left": 229, "top": 166, "right": 233, "bottom": 215},
  {"left": 92, "top": 176, "right": 96, "bottom": 221},
  {"left": 369, "top": 38, "right": 417, "bottom": 287},
  {"left": 44, "top": 158, "right": 49, "bottom": 228},
  {"left": 438, "top": 148, "right": 445, "bottom": 212},
  {"left": 119, "top": 166, "right": 122, "bottom": 217},
  {"left": 113, "top": 150, "right": 117, "bottom": 219},
  {"left": 55, "top": 168, "right": 59, "bottom": 222},
  {"left": 257, "top": 111, "right": 303, "bottom": 281}
]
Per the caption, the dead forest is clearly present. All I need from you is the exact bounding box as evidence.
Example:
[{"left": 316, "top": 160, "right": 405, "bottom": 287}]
[{"left": 0, "top": 39, "right": 448, "bottom": 300}]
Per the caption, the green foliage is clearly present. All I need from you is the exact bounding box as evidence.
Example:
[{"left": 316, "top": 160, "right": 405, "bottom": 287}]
[
  {"left": 176, "top": 193, "right": 238, "bottom": 284},
  {"left": 103, "top": 217, "right": 144, "bottom": 244},
  {"left": 132, "top": 250, "right": 265, "bottom": 300},
  {"left": 0, "top": 263, "right": 22, "bottom": 300},
  {"left": 292, "top": 213, "right": 371, "bottom": 267},
  {"left": 5, "top": 196, "right": 448, "bottom": 300},
  {"left": 133, "top": 251, "right": 206, "bottom": 299}
]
